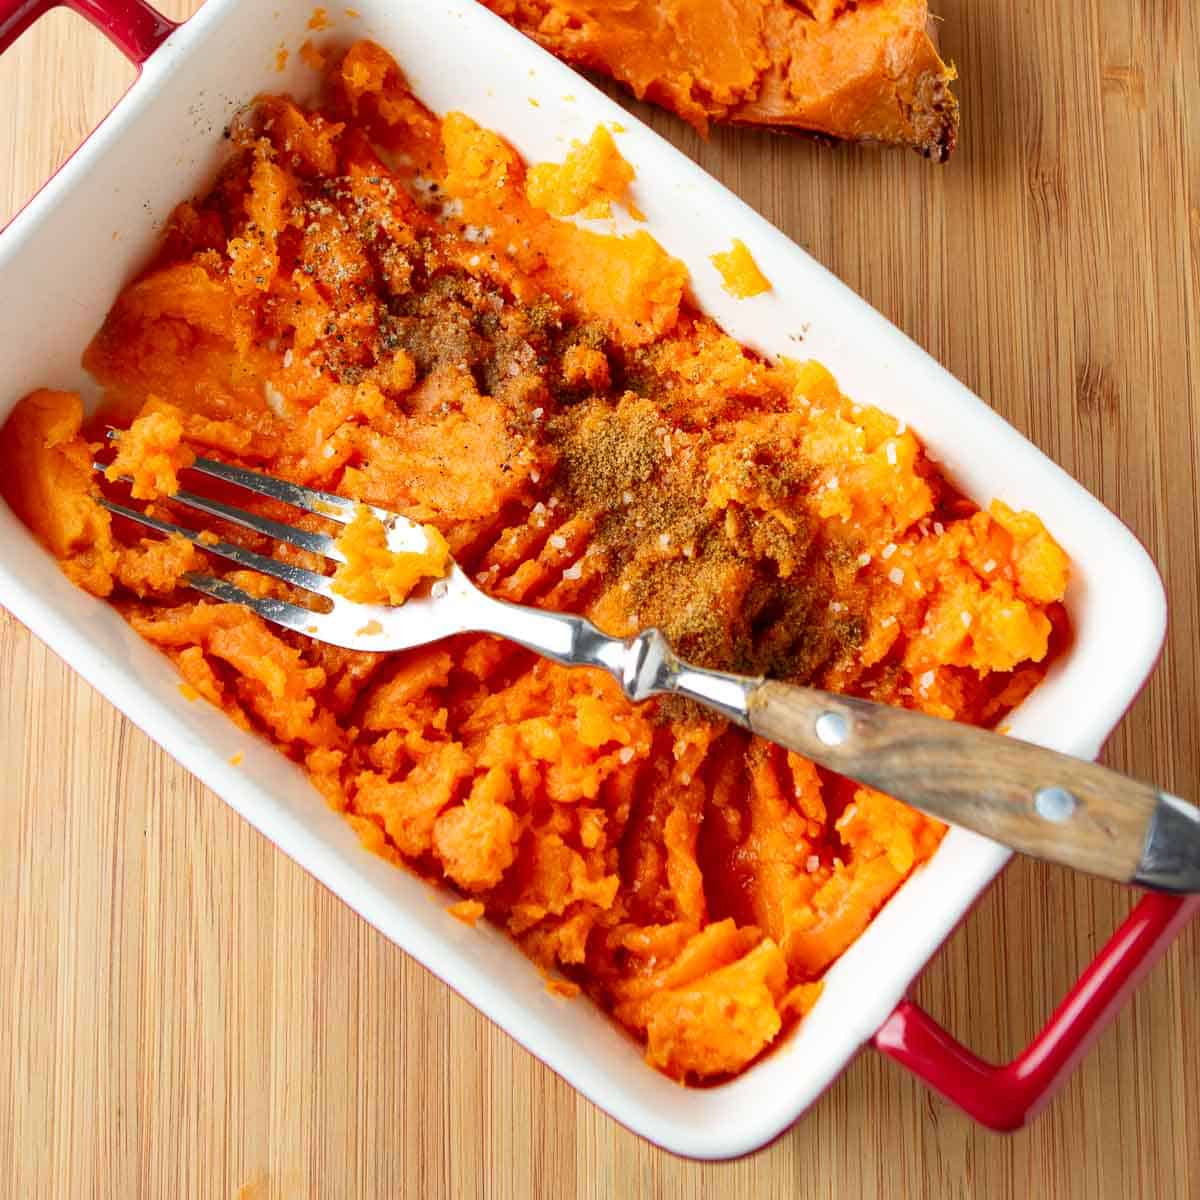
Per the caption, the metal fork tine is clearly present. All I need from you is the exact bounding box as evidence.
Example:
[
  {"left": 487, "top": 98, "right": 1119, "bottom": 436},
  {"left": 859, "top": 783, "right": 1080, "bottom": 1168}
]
[
  {"left": 183, "top": 573, "right": 331, "bottom": 635},
  {"left": 189, "top": 454, "right": 363, "bottom": 524},
  {"left": 98, "top": 497, "right": 336, "bottom": 597},
  {"left": 167, "top": 488, "right": 346, "bottom": 562},
  {"left": 103, "top": 432, "right": 434, "bottom": 553},
  {"left": 97, "top": 453, "right": 346, "bottom": 561},
  {"left": 104, "top": 430, "right": 366, "bottom": 526}
]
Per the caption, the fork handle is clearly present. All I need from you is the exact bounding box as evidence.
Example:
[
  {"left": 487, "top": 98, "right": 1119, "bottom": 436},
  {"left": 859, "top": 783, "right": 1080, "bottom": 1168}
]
[
  {"left": 743, "top": 682, "right": 1200, "bottom": 893},
  {"left": 481, "top": 603, "right": 1200, "bottom": 892}
]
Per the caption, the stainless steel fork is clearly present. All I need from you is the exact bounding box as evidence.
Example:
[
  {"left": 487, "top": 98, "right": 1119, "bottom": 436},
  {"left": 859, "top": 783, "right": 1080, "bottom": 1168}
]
[{"left": 96, "top": 451, "right": 1200, "bottom": 893}]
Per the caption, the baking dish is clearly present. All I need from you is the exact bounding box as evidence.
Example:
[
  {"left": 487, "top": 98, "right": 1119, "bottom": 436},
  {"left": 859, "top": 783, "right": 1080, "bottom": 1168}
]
[{"left": 0, "top": 0, "right": 1195, "bottom": 1159}]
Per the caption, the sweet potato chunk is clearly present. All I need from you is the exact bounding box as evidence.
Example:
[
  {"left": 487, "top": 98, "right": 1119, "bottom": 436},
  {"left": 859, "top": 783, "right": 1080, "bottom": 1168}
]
[
  {"left": 331, "top": 505, "right": 450, "bottom": 605},
  {"left": 0, "top": 390, "right": 118, "bottom": 596},
  {"left": 483, "top": 0, "right": 958, "bottom": 159},
  {"left": 641, "top": 939, "right": 790, "bottom": 1079}
]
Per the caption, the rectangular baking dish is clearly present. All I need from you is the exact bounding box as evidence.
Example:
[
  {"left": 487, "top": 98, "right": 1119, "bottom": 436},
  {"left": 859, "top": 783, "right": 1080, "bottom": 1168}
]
[{"left": 1, "top": 0, "right": 1194, "bottom": 1159}]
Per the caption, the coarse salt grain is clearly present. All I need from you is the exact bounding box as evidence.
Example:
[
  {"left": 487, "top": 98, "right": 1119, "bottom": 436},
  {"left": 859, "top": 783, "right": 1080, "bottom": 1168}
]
[
  {"left": 531, "top": 502, "right": 547, "bottom": 516},
  {"left": 468, "top": 254, "right": 481, "bottom": 267},
  {"left": 548, "top": 534, "right": 567, "bottom": 550},
  {"left": 961, "top": 611, "right": 973, "bottom": 628},
  {"left": 885, "top": 441, "right": 897, "bottom": 465},
  {"left": 283, "top": 348, "right": 293, "bottom": 368},
  {"left": 263, "top": 381, "right": 287, "bottom": 417},
  {"left": 530, "top": 469, "right": 541, "bottom": 482},
  {"left": 658, "top": 533, "right": 671, "bottom": 549},
  {"left": 618, "top": 747, "right": 635, "bottom": 765},
  {"left": 829, "top": 601, "right": 845, "bottom": 613},
  {"left": 919, "top": 670, "right": 935, "bottom": 690},
  {"left": 622, "top": 490, "right": 633, "bottom": 505},
  {"left": 881, "top": 543, "right": 897, "bottom": 560},
  {"left": 806, "top": 856, "right": 820, "bottom": 874},
  {"left": 548, "top": 496, "right": 559, "bottom": 508},
  {"left": 934, "top": 521, "right": 945, "bottom": 536},
  {"left": 431, "top": 580, "right": 449, "bottom": 600},
  {"left": 880, "top": 615, "right": 896, "bottom": 628},
  {"left": 532, "top": 407, "right": 544, "bottom": 420},
  {"left": 857, "top": 553, "right": 872, "bottom": 567},
  {"left": 983, "top": 559, "right": 997, "bottom": 573},
  {"left": 888, "top": 567, "right": 905, "bottom": 586},
  {"left": 826, "top": 475, "right": 839, "bottom": 491},
  {"left": 562, "top": 561, "right": 583, "bottom": 580}
]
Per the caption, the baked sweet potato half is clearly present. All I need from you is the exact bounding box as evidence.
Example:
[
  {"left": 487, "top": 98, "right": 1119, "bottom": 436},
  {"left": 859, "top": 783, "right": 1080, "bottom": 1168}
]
[{"left": 482, "top": 0, "right": 959, "bottom": 160}]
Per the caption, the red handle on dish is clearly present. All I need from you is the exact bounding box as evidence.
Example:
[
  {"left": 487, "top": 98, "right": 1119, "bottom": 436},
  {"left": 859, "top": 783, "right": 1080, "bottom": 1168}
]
[
  {"left": 873, "top": 890, "right": 1199, "bottom": 1129},
  {"left": 0, "top": 0, "right": 174, "bottom": 62}
]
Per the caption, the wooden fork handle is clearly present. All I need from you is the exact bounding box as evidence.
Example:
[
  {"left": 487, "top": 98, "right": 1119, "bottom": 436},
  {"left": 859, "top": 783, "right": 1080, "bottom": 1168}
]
[{"left": 744, "top": 681, "right": 1200, "bottom": 892}]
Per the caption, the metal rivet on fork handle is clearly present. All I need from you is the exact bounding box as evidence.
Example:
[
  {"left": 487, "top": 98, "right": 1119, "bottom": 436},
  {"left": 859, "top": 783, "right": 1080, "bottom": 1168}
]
[
  {"left": 1034, "top": 786, "right": 1078, "bottom": 823},
  {"left": 815, "top": 711, "right": 849, "bottom": 747}
]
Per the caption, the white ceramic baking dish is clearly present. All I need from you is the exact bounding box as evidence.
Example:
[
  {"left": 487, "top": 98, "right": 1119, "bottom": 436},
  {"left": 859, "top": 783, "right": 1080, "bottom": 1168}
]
[{"left": 0, "top": 0, "right": 1191, "bottom": 1159}]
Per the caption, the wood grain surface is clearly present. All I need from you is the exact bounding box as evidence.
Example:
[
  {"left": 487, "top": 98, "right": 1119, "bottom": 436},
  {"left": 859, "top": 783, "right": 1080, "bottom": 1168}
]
[{"left": 1, "top": 2, "right": 1198, "bottom": 1196}]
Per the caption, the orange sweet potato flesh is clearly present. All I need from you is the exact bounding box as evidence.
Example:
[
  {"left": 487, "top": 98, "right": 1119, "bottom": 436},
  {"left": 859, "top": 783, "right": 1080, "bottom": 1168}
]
[
  {"left": 483, "top": 0, "right": 959, "bottom": 159},
  {"left": 331, "top": 506, "right": 450, "bottom": 605},
  {"left": 0, "top": 42, "right": 1062, "bottom": 1083}
]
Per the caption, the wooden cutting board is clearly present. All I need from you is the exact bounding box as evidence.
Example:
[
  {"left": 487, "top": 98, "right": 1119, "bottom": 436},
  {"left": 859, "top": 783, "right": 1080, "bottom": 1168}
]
[{"left": 1, "top": 2, "right": 1197, "bottom": 1196}]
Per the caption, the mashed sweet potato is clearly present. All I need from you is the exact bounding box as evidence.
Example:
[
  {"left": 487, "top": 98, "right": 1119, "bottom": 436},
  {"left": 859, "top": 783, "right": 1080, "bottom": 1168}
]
[
  {"left": 332, "top": 506, "right": 450, "bottom": 605},
  {"left": 483, "top": 0, "right": 959, "bottom": 159},
  {"left": 0, "top": 41, "right": 1066, "bottom": 1082},
  {"left": 526, "top": 125, "right": 642, "bottom": 220}
]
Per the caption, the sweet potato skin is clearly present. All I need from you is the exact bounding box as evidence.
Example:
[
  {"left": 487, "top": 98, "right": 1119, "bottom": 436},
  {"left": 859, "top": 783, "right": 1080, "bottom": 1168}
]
[{"left": 483, "top": 0, "right": 958, "bottom": 159}]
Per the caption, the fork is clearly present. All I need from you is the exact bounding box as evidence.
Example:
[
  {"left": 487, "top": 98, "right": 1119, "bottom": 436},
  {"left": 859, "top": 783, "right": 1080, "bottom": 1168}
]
[{"left": 97, "top": 452, "right": 1200, "bottom": 894}]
